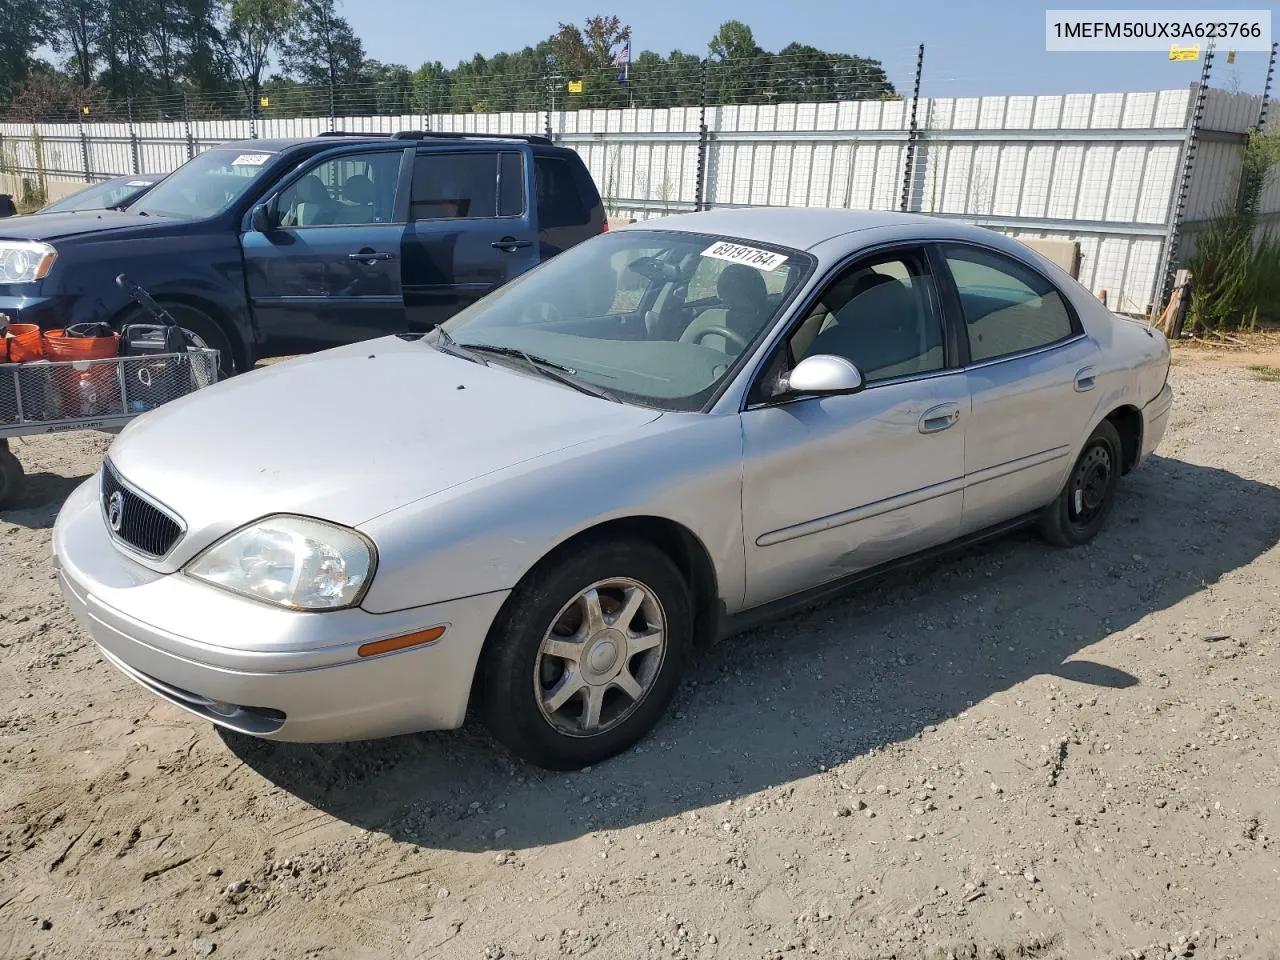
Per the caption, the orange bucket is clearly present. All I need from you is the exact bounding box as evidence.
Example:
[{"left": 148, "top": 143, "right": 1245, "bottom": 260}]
[
  {"left": 6, "top": 323, "right": 44, "bottom": 362},
  {"left": 42, "top": 328, "right": 122, "bottom": 418},
  {"left": 42, "top": 328, "right": 120, "bottom": 361}
]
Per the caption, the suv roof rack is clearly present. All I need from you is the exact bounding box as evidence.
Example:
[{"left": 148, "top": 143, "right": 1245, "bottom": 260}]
[
  {"left": 390, "top": 130, "right": 554, "bottom": 146},
  {"left": 316, "top": 130, "right": 392, "bottom": 137}
]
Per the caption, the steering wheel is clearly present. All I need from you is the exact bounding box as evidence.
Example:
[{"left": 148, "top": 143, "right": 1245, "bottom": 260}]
[
  {"left": 693, "top": 325, "right": 750, "bottom": 353},
  {"left": 520, "top": 301, "right": 563, "bottom": 323}
]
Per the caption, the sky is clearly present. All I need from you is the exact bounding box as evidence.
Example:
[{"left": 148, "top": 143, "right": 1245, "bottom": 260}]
[{"left": 344, "top": 0, "right": 1275, "bottom": 97}]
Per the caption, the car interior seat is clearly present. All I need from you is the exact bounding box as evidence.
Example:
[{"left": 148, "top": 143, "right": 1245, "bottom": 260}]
[
  {"left": 678, "top": 263, "right": 770, "bottom": 354},
  {"left": 808, "top": 275, "right": 942, "bottom": 381},
  {"left": 290, "top": 174, "right": 337, "bottom": 226},
  {"left": 338, "top": 173, "right": 377, "bottom": 223}
]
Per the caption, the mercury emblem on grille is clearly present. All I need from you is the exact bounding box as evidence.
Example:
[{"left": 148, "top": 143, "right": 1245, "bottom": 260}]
[{"left": 107, "top": 491, "right": 125, "bottom": 532}]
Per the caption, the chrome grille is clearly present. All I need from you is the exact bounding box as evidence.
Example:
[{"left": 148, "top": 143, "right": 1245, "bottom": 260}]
[{"left": 101, "top": 460, "right": 184, "bottom": 559}]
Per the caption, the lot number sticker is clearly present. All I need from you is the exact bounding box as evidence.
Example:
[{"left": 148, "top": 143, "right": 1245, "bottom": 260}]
[
  {"left": 231, "top": 153, "right": 271, "bottom": 166},
  {"left": 701, "top": 241, "right": 789, "bottom": 272}
]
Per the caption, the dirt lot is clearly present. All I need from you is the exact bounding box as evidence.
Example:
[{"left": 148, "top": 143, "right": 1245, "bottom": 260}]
[{"left": 2, "top": 353, "right": 1279, "bottom": 960}]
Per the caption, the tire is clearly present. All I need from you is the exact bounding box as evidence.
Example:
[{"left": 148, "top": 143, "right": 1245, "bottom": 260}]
[
  {"left": 0, "top": 443, "right": 24, "bottom": 510},
  {"left": 1037, "top": 419, "right": 1123, "bottom": 548},
  {"left": 117, "top": 302, "right": 239, "bottom": 377},
  {"left": 479, "top": 539, "right": 692, "bottom": 770}
]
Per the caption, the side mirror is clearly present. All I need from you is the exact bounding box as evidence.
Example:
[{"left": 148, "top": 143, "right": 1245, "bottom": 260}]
[
  {"left": 250, "top": 202, "right": 274, "bottom": 234},
  {"left": 778, "top": 354, "right": 864, "bottom": 397}
]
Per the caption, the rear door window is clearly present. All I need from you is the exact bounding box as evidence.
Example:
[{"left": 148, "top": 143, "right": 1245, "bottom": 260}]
[{"left": 411, "top": 152, "right": 503, "bottom": 220}]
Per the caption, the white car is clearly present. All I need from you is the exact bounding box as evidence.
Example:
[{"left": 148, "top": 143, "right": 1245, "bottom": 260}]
[{"left": 52, "top": 208, "right": 1174, "bottom": 769}]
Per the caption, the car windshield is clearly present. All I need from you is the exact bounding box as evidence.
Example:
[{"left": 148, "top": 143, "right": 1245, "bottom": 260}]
[
  {"left": 42, "top": 177, "right": 156, "bottom": 213},
  {"left": 131, "top": 148, "right": 277, "bottom": 220},
  {"left": 438, "top": 229, "right": 814, "bottom": 411}
]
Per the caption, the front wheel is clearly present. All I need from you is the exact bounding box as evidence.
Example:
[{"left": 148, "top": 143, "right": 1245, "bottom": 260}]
[
  {"left": 479, "top": 539, "right": 692, "bottom": 770},
  {"left": 117, "top": 303, "right": 239, "bottom": 378},
  {"left": 1037, "top": 419, "right": 1122, "bottom": 547}
]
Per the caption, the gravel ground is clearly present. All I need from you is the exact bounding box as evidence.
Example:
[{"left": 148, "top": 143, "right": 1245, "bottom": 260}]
[{"left": 1, "top": 358, "right": 1278, "bottom": 960}]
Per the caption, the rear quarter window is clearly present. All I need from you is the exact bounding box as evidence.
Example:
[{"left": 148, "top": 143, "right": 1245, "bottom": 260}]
[{"left": 535, "top": 156, "right": 590, "bottom": 229}]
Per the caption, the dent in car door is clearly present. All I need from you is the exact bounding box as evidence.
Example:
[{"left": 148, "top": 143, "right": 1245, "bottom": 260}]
[
  {"left": 937, "top": 242, "right": 1103, "bottom": 535},
  {"left": 241, "top": 147, "right": 411, "bottom": 352},
  {"left": 401, "top": 149, "right": 538, "bottom": 331},
  {"left": 739, "top": 246, "right": 968, "bottom": 607}
]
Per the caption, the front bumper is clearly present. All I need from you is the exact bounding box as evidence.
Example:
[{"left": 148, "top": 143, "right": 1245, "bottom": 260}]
[
  {"left": 1139, "top": 382, "right": 1175, "bottom": 463},
  {"left": 52, "top": 478, "right": 509, "bottom": 742}
]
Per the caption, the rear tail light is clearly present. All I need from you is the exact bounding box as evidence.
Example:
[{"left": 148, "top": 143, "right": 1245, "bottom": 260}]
[{"left": 600, "top": 220, "right": 609, "bottom": 233}]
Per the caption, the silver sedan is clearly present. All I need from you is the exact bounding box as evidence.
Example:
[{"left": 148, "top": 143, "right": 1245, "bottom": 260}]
[{"left": 52, "top": 209, "right": 1174, "bottom": 769}]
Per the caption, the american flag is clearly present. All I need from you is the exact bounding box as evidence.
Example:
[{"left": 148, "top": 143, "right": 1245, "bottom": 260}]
[{"left": 614, "top": 40, "right": 631, "bottom": 83}]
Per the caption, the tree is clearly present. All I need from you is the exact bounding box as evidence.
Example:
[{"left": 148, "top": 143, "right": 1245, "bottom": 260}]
[
  {"left": 0, "top": 0, "right": 52, "bottom": 106},
  {"left": 412, "top": 60, "right": 452, "bottom": 114},
  {"left": 48, "top": 0, "right": 104, "bottom": 89},
  {"left": 549, "top": 15, "right": 630, "bottom": 108},
  {"left": 279, "top": 0, "right": 364, "bottom": 111},
  {"left": 707, "top": 20, "right": 766, "bottom": 104},
  {"left": 225, "top": 0, "right": 295, "bottom": 109}
]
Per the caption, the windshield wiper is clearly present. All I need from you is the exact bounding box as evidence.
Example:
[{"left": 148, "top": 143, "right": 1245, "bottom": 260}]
[
  {"left": 457, "top": 343, "right": 620, "bottom": 402},
  {"left": 429, "top": 326, "right": 486, "bottom": 364}
]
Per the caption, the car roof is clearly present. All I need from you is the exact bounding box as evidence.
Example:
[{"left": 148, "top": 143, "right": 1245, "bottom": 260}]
[{"left": 625, "top": 207, "right": 993, "bottom": 253}]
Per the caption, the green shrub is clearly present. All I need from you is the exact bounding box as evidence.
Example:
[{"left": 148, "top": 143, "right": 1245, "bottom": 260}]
[{"left": 1185, "top": 131, "right": 1280, "bottom": 333}]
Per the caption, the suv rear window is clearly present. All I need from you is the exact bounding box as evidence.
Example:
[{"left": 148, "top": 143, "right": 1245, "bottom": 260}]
[{"left": 535, "top": 156, "right": 590, "bottom": 229}]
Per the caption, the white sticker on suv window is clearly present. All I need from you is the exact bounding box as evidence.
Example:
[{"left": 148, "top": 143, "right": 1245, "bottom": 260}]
[
  {"left": 126, "top": 180, "right": 151, "bottom": 186},
  {"left": 231, "top": 153, "right": 271, "bottom": 166},
  {"left": 701, "top": 240, "right": 788, "bottom": 272}
]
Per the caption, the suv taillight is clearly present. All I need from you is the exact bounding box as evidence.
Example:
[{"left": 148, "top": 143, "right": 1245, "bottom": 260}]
[{"left": 600, "top": 221, "right": 609, "bottom": 233}]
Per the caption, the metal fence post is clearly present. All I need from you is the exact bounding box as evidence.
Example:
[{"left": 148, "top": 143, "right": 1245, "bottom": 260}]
[
  {"left": 183, "top": 94, "right": 195, "bottom": 160},
  {"left": 1153, "top": 43, "right": 1214, "bottom": 321},
  {"left": 78, "top": 113, "right": 91, "bottom": 183},
  {"left": 543, "top": 72, "right": 554, "bottom": 141},
  {"left": 248, "top": 89, "right": 257, "bottom": 139},
  {"left": 694, "top": 59, "right": 709, "bottom": 212},
  {"left": 127, "top": 98, "right": 141, "bottom": 174},
  {"left": 328, "top": 77, "right": 336, "bottom": 132},
  {"left": 899, "top": 44, "right": 925, "bottom": 213},
  {"left": 1257, "top": 40, "right": 1277, "bottom": 132}
]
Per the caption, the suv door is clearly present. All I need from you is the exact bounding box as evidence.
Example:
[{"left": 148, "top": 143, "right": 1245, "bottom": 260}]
[
  {"left": 241, "top": 146, "right": 412, "bottom": 352},
  {"left": 740, "top": 246, "right": 969, "bottom": 607},
  {"left": 401, "top": 148, "right": 538, "bottom": 332},
  {"left": 936, "top": 242, "right": 1101, "bottom": 535}
]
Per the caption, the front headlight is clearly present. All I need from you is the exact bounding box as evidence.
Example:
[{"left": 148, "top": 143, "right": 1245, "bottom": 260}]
[
  {"left": 0, "top": 241, "right": 57, "bottom": 283},
  {"left": 185, "top": 515, "right": 375, "bottom": 610}
]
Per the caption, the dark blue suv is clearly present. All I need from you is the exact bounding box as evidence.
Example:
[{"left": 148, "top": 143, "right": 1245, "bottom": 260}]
[{"left": 0, "top": 132, "right": 606, "bottom": 373}]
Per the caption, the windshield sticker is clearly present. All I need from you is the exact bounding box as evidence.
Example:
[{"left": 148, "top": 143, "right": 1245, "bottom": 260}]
[
  {"left": 701, "top": 240, "right": 788, "bottom": 272},
  {"left": 126, "top": 180, "right": 151, "bottom": 186},
  {"left": 231, "top": 153, "right": 271, "bottom": 166}
]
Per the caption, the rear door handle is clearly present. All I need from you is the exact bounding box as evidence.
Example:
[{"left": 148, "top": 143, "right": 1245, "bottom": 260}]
[
  {"left": 919, "top": 402, "right": 961, "bottom": 434},
  {"left": 491, "top": 237, "right": 533, "bottom": 251},
  {"left": 349, "top": 250, "right": 395, "bottom": 262},
  {"left": 1074, "top": 366, "right": 1097, "bottom": 392}
]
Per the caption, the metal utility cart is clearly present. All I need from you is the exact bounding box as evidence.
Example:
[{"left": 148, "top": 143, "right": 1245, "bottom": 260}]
[{"left": 0, "top": 278, "right": 221, "bottom": 509}]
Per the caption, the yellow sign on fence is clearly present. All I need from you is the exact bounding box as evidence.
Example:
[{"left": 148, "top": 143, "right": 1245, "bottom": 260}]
[
  {"left": 1169, "top": 44, "right": 1200, "bottom": 61},
  {"left": 259, "top": 96, "right": 270, "bottom": 107},
  {"left": 566, "top": 80, "right": 583, "bottom": 94}
]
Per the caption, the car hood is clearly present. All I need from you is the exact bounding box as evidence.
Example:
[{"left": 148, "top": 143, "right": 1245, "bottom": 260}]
[
  {"left": 0, "top": 209, "right": 157, "bottom": 240},
  {"left": 106, "top": 336, "right": 663, "bottom": 559}
]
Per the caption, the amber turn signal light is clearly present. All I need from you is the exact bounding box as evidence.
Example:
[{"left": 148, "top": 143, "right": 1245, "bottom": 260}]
[{"left": 357, "top": 625, "right": 446, "bottom": 658}]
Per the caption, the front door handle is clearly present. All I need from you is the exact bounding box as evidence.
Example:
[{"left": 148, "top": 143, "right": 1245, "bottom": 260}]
[
  {"left": 491, "top": 237, "right": 533, "bottom": 251},
  {"left": 349, "top": 249, "right": 396, "bottom": 262},
  {"left": 919, "top": 402, "right": 961, "bottom": 434},
  {"left": 1074, "top": 366, "right": 1097, "bottom": 392}
]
